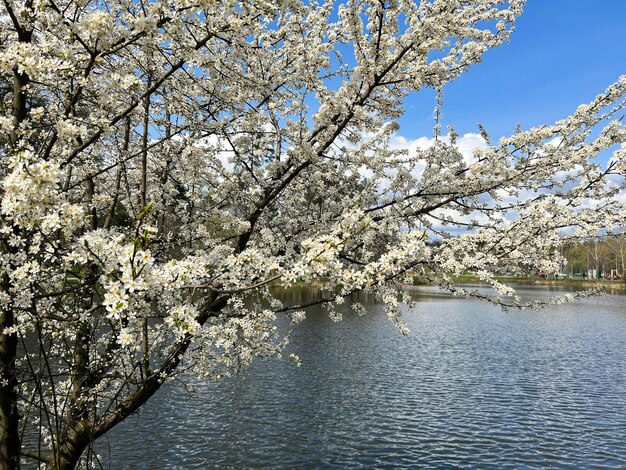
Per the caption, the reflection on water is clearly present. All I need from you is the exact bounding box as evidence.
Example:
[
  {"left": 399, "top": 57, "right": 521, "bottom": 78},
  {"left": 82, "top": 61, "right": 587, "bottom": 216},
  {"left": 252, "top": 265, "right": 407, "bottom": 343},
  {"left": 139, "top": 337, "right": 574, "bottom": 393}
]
[{"left": 98, "top": 286, "right": 626, "bottom": 469}]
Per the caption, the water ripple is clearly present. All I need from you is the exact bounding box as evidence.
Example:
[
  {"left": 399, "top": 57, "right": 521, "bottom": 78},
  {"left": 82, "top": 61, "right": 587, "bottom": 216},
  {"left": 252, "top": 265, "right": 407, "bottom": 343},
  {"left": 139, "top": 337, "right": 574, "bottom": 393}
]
[{"left": 98, "top": 287, "right": 626, "bottom": 469}]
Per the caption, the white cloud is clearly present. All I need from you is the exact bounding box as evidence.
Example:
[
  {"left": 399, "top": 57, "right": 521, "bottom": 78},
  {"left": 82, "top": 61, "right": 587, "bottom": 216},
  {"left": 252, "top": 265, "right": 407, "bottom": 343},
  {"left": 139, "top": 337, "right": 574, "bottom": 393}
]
[
  {"left": 387, "top": 132, "right": 487, "bottom": 180},
  {"left": 388, "top": 132, "right": 487, "bottom": 162}
]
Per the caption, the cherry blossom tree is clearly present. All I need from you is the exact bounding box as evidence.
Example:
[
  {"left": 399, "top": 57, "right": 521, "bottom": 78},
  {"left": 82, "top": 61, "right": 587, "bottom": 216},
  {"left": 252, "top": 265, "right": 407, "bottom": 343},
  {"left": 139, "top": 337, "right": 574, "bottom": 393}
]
[{"left": 1, "top": 0, "right": 625, "bottom": 467}]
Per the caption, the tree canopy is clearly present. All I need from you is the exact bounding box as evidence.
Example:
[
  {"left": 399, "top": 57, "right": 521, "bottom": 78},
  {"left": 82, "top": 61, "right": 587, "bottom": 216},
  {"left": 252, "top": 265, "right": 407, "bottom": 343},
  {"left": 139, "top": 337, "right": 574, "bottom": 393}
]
[{"left": 0, "top": 0, "right": 625, "bottom": 467}]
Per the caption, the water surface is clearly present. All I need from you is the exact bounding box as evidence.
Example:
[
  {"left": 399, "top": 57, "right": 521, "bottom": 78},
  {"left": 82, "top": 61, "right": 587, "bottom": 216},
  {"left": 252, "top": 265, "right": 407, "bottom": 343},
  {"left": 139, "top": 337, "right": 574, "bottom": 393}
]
[{"left": 99, "top": 286, "right": 626, "bottom": 469}]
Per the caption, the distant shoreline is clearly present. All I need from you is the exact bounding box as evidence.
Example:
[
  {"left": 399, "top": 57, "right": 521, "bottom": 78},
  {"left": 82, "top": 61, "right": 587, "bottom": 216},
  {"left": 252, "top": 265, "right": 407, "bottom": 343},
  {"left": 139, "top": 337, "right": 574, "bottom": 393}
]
[
  {"left": 277, "top": 276, "right": 626, "bottom": 292},
  {"left": 424, "top": 275, "right": 626, "bottom": 291}
]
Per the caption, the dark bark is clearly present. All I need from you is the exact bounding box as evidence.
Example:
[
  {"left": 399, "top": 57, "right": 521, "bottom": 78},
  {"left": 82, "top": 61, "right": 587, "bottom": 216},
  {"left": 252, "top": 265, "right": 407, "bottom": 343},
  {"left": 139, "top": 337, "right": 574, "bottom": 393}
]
[
  {"left": 0, "top": 3, "right": 32, "bottom": 466},
  {"left": 42, "top": 293, "right": 226, "bottom": 468},
  {"left": 0, "top": 276, "right": 19, "bottom": 470}
]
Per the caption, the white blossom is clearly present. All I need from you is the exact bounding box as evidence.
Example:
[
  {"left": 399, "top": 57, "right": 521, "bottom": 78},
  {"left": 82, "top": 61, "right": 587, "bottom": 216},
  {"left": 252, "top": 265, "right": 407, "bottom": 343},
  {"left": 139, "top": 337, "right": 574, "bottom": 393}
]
[{"left": 0, "top": 0, "right": 623, "bottom": 465}]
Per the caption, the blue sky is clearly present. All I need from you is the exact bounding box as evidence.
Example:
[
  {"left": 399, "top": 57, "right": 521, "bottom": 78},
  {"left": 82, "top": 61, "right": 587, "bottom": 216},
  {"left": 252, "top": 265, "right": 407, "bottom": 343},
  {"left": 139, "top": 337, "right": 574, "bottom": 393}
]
[{"left": 398, "top": 1, "right": 626, "bottom": 140}]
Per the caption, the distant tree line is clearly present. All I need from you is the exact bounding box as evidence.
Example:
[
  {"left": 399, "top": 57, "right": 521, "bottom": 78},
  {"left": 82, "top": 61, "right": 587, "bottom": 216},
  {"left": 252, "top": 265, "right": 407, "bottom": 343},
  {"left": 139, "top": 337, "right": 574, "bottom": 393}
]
[{"left": 560, "top": 233, "right": 626, "bottom": 280}]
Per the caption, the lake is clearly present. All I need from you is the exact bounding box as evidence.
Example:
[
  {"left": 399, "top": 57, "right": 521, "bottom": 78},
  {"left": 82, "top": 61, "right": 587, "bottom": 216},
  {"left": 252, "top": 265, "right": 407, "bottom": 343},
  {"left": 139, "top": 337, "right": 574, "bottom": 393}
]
[{"left": 98, "top": 285, "right": 626, "bottom": 469}]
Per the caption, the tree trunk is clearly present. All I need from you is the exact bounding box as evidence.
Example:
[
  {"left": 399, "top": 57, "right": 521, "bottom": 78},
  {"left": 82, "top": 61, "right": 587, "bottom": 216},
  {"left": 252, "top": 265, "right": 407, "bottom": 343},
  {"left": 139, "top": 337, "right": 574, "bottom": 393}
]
[
  {"left": 40, "top": 295, "right": 227, "bottom": 467},
  {"left": 50, "top": 422, "right": 92, "bottom": 470},
  {"left": 1, "top": 13, "right": 32, "bottom": 466},
  {"left": 0, "top": 302, "right": 20, "bottom": 470}
]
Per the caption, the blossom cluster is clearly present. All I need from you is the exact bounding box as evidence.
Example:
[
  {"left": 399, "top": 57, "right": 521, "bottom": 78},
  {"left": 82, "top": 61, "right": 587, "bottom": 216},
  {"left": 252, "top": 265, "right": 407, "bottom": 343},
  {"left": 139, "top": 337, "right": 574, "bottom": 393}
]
[{"left": 0, "top": 0, "right": 624, "bottom": 465}]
